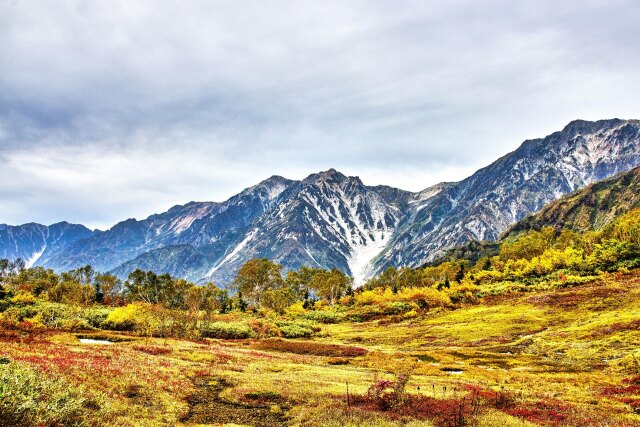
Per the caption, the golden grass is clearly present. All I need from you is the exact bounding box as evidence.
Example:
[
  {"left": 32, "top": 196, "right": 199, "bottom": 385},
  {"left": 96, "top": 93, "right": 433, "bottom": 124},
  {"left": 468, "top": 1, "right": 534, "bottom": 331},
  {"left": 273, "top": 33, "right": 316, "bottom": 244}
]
[{"left": 3, "top": 273, "right": 640, "bottom": 425}]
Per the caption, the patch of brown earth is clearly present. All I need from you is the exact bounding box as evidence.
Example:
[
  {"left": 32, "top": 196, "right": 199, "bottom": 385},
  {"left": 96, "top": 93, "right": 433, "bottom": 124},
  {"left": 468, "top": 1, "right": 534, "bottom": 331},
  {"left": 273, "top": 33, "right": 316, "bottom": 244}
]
[{"left": 180, "top": 376, "right": 289, "bottom": 427}]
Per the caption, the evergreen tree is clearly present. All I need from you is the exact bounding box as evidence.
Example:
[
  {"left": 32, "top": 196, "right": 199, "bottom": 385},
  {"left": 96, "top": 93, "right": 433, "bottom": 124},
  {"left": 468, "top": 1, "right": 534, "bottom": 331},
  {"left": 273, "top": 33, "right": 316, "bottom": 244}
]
[
  {"left": 236, "top": 291, "right": 248, "bottom": 312},
  {"left": 94, "top": 282, "right": 104, "bottom": 304}
]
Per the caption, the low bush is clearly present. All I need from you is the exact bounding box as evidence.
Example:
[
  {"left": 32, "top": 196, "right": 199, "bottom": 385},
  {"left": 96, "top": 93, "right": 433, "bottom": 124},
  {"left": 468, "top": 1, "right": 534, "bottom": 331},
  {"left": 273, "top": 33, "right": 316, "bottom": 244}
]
[
  {"left": 103, "top": 303, "right": 176, "bottom": 336},
  {"left": 103, "top": 304, "right": 143, "bottom": 331},
  {"left": 303, "top": 309, "right": 345, "bottom": 324},
  {"left": 246, "top": 318, "right": 281, "bottom": 338},
  {"left": 279, "top": 323, "right": 314, "bottom": 338},
  {"left": 201, "top": 321, "right": 254, "bottom": 339},
  {"left": 31, "top": 302, "right": 96, "bottom": 331},
  {"left": 0, "top": 362, "right": 94, "bottom": 426},
  {"left": 276, "top": 319, "right": 319, "bottom": 338},
  {"left": 10, "top": 291, "right": 36, "bottom": 306},
  {"left": 346, "top": 304, "right": 387, "bottom": 322},
  {"left": 0, "top": 307, "right": 23, "bottom": 326},
  {"left": 132, "top": 345, "right": 172, "bottom": 355},
  {"left": 84, "top": 307, "right": 111, "bottom": 328}
]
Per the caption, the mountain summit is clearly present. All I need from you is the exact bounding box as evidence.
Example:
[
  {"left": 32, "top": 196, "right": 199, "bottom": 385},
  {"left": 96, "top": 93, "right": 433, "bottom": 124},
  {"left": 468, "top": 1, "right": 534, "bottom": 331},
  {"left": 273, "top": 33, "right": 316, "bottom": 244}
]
[
  {"left": 1, "top": 119, "right": 639, "bottom": 285},
  {"left": 372, "top": 118, "right": 640, "bottom": 272}
]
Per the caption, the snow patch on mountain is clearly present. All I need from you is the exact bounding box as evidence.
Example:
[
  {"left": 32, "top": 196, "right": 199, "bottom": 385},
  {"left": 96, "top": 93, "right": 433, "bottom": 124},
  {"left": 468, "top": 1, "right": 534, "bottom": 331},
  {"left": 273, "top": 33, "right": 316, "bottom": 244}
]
[
  {"left": 347, "top": 229, "right": 392, "bottom": 285},
  {"left": 207, "top": 228, "right": 258, "bottom": 276},
  {"left": 26, "top": 246, "right": 45, "bottom": 268},
  {"left": 169, "top": 206, "right": 213, "bottom": 234},
  {"left": 267, "top": 182, "right": 288, "bottom": 200}
]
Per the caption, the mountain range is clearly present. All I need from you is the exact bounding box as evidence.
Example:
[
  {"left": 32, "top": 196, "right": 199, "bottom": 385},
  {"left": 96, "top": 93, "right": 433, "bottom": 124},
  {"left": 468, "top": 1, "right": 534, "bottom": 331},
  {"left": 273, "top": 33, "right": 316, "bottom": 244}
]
[{"left": 1, "top": 118, "right": 639, "bottom": 285}]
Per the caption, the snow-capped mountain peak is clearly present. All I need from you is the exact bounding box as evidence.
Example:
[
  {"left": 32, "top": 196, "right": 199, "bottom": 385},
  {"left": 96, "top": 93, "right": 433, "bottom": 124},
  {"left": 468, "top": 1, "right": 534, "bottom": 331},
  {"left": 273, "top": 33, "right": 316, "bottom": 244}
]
[{"left": 2, "top": 119, "right": 638, "bottom": 287}]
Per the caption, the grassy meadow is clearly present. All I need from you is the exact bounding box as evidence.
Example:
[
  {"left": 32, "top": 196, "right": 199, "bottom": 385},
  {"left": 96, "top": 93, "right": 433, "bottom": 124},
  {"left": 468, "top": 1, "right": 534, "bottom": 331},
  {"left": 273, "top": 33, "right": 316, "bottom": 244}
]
[{"left": 3, "top": 271, "right": 640, "bottom": 426}]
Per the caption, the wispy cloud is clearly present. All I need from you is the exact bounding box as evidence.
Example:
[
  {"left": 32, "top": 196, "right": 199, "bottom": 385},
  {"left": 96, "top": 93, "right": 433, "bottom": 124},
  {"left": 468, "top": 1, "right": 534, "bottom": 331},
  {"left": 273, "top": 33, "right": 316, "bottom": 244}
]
[{"left": 1, "top": 0, "right": 639, "bottom": 229}]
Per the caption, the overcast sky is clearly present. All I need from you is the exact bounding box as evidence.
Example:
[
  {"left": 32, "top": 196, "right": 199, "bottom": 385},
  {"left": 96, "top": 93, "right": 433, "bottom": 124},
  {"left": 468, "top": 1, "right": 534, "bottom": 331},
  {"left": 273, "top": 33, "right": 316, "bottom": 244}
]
[{"left": 1, "top": 0, "right": 639, "bottom": 230}]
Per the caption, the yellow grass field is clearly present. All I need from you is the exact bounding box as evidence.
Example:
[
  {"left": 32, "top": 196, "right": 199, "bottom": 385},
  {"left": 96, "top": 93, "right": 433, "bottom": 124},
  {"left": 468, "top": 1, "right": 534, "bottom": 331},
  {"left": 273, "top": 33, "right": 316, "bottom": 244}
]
[{"left": 3, "top": 272, "right": 640, "bottom": 426}]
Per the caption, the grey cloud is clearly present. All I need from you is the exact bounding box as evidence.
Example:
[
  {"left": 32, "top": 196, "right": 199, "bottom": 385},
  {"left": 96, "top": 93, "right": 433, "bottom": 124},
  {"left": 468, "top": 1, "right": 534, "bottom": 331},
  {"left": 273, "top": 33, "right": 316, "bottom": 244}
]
[{"left": 0, "top": 0, "right": 639, "bottom": 228}]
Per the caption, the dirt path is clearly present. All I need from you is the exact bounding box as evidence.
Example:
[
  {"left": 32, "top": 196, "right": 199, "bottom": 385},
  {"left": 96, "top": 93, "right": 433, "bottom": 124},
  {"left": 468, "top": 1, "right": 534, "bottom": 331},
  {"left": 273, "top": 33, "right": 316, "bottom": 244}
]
[{"left": 181, "top": 376, "right": 289, "bottom": 427}]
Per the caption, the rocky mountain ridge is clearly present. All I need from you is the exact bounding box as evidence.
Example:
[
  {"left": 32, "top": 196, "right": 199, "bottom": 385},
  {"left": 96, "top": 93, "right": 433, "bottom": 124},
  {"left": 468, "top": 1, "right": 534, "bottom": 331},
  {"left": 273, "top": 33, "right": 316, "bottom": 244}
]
[{"left": 2, "top": 118, "right": 639, "bottom": 285}]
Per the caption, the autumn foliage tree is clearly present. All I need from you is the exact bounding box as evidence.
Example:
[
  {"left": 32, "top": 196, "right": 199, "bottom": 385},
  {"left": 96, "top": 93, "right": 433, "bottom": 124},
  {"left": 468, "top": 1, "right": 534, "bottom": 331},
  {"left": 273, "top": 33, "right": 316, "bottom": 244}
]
[
  {"left": 308, "top": 268, "right": 352, "bottom": 305},
  {"left": 232, "top": 258, "right": 295, "bottom": 312}
]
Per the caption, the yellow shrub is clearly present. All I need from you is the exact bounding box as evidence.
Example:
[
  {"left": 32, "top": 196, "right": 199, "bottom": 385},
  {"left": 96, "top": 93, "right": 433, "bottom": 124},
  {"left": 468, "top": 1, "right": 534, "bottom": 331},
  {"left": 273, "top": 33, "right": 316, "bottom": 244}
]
[
  {"left": 402, "top": 309, "right": 419, "bottom": 319},
  {"left": 338, "top": 295, "right": 353, "bottom": 306},
  {"left": 395, "top": 286, "right": 451, "bottom": 309},
  {"left": 285, "top": 301, "right": 306, "bottom": 316},
  {"left": 448, "top": 279, "right": 480, "bottom": 294},
  {"left": 355, "top": 286, "right": 450, "bottom": 311},
  {"left": 11, "top": 291, "right": 36, "bottom": 305},
  {"left": 314, "top": 300, "right": 329, "bottom": 309},
  {"left": 354, "top": 289, "right": 380, "bottom": 306},
  {"left": 473, "top": 269, "right": 504, "bottom": 284},
  {"left": 104, "top": 303, "right": 154, "bottom": 332},
  {"left": 504, "top": 247, "right": 586, "bottom": 278},
  {"left": 355, "top": 288, "right": 394, "bottom": 306},
  {"left": 25, "top": 312, "right": 47, "bottom": 329}
]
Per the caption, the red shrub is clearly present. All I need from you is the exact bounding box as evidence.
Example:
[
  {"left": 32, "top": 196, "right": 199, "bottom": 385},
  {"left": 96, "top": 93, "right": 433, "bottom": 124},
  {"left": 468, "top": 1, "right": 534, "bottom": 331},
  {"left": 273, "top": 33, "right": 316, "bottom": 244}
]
[
  {"left": 254, "top": 339, "right": 367, "bottom": 357},
  {"left": 352, "top": 393, "right": 478, "bottom": 427},
  {"left": 132, "top": 345, "right": 172, "bottom": 355},
  {"left": 591, "top": 319, "right": 640, "bottom": 338}
]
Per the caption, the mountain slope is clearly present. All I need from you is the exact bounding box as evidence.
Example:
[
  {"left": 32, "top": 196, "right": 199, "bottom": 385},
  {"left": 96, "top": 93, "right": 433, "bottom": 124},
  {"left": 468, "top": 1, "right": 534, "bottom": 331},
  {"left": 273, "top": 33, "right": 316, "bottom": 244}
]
[
  {"left": 110, "top": 245, "right": 213, "bottom": 282},
  {"left": 372, "top": 119, "right": 640, "bottom": 271},
  {"left": 0, "top": 222, "right": 94, "bottom": 267},
  {"left": 1, "top": 118, "right": 638, "bottom": 286},
  {"left": 504, "top": 166, "right": 640, "bottom": 237},
  {"left": 44, "top": 176, "right": 296, "bottom": 273},
  {"left": 109, "top": 169, "right": 413, "bottom": 284},
  {"left": 201, "top": 169, "right": 413, "bottom": 284}
]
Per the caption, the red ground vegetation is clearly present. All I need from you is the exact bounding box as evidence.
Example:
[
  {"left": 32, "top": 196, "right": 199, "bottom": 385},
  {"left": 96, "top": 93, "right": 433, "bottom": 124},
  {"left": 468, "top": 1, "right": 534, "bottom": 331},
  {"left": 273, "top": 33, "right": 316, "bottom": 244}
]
[{"left": 254, "top": 338, "right": 367, "bottom": 357}]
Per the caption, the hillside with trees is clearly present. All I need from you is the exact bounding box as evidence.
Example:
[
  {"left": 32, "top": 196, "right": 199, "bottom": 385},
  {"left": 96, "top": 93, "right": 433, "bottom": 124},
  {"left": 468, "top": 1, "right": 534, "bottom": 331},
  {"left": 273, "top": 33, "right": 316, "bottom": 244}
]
[
  {"left": 1, "top": 204, "right": 640, "bottom": 425},
  {"left": 2, "top": 177, "right": 640, "bottom": 425},
  {"left": 505, "top": 166, "right": 640, "bottom": 237}
]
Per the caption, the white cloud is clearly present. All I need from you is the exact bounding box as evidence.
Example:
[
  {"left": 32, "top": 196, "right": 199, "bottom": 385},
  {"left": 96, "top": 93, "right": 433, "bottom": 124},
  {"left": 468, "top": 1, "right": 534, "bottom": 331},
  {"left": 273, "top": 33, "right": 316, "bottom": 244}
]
[{"left": 0, "top": 0, "right": 639, "bottom": 228}]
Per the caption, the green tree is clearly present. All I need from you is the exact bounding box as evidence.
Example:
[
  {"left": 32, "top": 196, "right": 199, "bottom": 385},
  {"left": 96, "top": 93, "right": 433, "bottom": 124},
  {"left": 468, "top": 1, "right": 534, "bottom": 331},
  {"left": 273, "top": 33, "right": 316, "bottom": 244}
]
[
  {"left": 12, "top": 266, "right": 59, "bottom": 296},
  {"left": 309, "top": 268, "right": 352, "bottom": 305},
  {"left": 0, "top": 258, "right": 10, "bottom": 279},
  {"left": 124, "top": 270, "right": 199, "bottom": 308},
  {"left": 285, "top": 266, "right": 323, "bottom": 298},
  {"left": 95, "top": 273, "right": 123, "bottom": 306},
  {"left": 232, "top": 259, "right": 285, "bottom": 307},
  {"left": 65, "top": 265, "right": 96, "bottom": 286},
  {"left": 235, "top": 291, "right": 248, "bottom": 312},
  {"left": 261, "top": 287, "right": 296, "bottom": 313},
  {"left": 500, "top": 227, "right": 556, "bottom": 261}
]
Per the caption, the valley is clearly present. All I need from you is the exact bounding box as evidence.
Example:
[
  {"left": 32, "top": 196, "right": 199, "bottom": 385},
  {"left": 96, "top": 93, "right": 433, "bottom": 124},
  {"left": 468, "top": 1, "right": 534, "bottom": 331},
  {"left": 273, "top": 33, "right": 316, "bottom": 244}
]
[{"left": 2, "top": 271, "right": 640, "bottom": 426}]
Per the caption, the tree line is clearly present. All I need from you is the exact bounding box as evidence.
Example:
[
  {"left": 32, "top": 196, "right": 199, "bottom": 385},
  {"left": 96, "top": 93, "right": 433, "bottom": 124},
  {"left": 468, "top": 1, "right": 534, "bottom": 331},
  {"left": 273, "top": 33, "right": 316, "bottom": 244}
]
[
  {"left": 2, "top": 207, "right": 639, "bottom": 314},
  {"left": 0, "top": 257, "right": 353, "bottom": 314}
]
